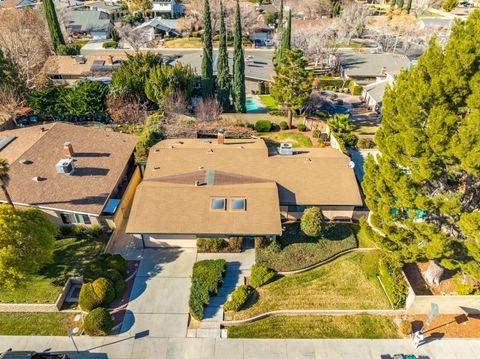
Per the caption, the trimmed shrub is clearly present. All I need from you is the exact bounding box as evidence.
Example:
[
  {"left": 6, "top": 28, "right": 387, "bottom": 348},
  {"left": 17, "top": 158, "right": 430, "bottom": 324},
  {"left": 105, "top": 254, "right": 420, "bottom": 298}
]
[
  {"left": 102, "top": 41, "right": 118, "bottom": 49},
  {"left": 378, "top": 255, "right": 408, "bottom": 309},
  {"left": 226, "top": 237, "right": 243, "bottom": 252},
  {"left": 189, "top": 277, "right": 209, "bottom": 320},
  {"left": 255, "top": 120, "right": 273, "bottom": 132},
  {"left": 247, "top": 122, "right": 255, "bottom": 129},
  {"left": 83, "top": 261, "right": 108, "bottom": 283},
  {"left": 78, "top": 282, "right": 102, "bottom": 312},
  {"left": 279, "top": 121, "right": 288, "bottom": 130},
  {"left": 349, "top": 82, "right": 362, "bottom": 95},
  {"left": 312, "top": 129, "right": 321, "bottom": 138},
  {"left": 196, "top": 238, "right": 226, "bottom": 252},
  {"left": 300, "top": 207, "right": 327, "bottom": 237},
  {"left": 398, "top": 320, "right": 412, "bottom": 336},
  {"left": 58, "top": 225, "right": 75, "bottom": 237},
  {"left": 357, "top": 137, "right": 375, "bottom": 149},
  {"left": 105, "top": 254, "right": 128, "bottom": 276},
  {"left": 104, "top": 268, "right": 126, "bottom": 297},
  {"left": 254, "top": 237, "right": 268, "bottom": 249},
  {"left": 73, "top": 225, "right": 86, "bottom": 237},
  {"left": 86, "top": 225, "right": 106, "bottom": 240},
  {"left": 223, "top": 285, "right": 253, "bottom": 312},
  {"left": 83, "top": 307, "right": 113, "bottom": 336},
  {"left": 79, "top": 277, "right": 116, "bottom": 311},
  {"left": 297, "top": 124, "right": 306, "bottom": 131},
  {"left": 339, "top": 133, "right": 358, "bottom": 147},
  {"left": 250, "top": 264, "right": 276, "bottom": 288}
]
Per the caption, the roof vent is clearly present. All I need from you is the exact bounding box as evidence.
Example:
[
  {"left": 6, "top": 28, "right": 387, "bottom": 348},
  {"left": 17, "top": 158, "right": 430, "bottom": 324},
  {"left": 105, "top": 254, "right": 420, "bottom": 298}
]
[
  {"left": 278, "top": 143, "right": 293, "bottom": 155},
  {"left": 202, "top": 140, "right": 212, "bottom": 144},
  {"left": 169, "top": 145, "right": 175, "bottom": 149},
  {"left": 19, "top": 159, "right": 32, "bottom": 165},
  {"left": 155, "top": 149, "right": 160, "bottom": 152},
  {"left": 75, "top": 55, "right": 86, "bottom": 64},
  {"left": 305, "top": 158, "right": 312, "bottom": 163},
  {"left": 56, "top": 158, "right": 75, "bottom": 175},
  {"left": 207, "top": 149, "right": 214, "bottom": 153},
  {"left": 153, "top": 166, "right": 160, "bottom": 171},
  {"left": 173, "top": 140, "right": 183, "bottom": 145},
  {"left": 32, "top": 176, "right": 46, "bottom": 182}
]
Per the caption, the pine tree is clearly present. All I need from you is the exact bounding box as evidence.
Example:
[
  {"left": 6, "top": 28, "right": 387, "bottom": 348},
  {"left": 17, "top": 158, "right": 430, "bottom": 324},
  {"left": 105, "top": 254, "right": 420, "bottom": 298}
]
[
  {"left": 275, "top": 9, "right": 291, "bottom": 64},
  {"left": 216, "top": 1, "right": 230, "bottom": 111},
  {"left": 232, "top": 0, "right": 246, "bottom": 113},
  {"left": 362, "top": 12, "right": 480, "bottom": 286},
  {"left": 201, "top": 0, "right": 213, "bottom": 98},
  {"left": 43, "top": 0, "right": 65, "bottom": 51}
]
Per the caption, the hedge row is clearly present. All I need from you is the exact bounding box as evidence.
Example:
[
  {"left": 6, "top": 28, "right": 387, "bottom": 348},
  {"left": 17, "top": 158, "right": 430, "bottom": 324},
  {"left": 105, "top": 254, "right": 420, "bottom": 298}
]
[
  {"left": 196, "top": 237, "right": 243, "bottom": 253},
  {"left": 255, "top": 120, "right": 273, "bottom": 132},
  {"left": 250, "top": 264, "right": 276, "bottom": 288},
  {"left": 189, "top": 259, "right": 226, "bottom": 320},
  {"left": 223, "top": 285, "right": 253, "bottom": 312},
  {"left": 378, "top": 256, "right": 408, "bottom": 309},
  {"left": 315, "top": 77, "right": 351, "bottom": 89}
]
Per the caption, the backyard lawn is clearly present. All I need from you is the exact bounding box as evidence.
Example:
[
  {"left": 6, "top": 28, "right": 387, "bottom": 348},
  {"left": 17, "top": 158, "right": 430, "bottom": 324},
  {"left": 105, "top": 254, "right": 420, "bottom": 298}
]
[
  {"left": 0, "top": 312, "right": 77, "bottom": 336},
  {"left": 228, "top": 315, "right": 399, "bottom": 339},
  {"left": 260, "top": 132, "right": 313, "bottom": 148},
  {"left": 234, "top": 251, "right": 391, "bottom": 320},
  {"left": 163, "top": 37, "right": 203, "bottom": 48},
  {"left": 0, "top": 236, "right": 106, "bottom": 303},
  {"left": 256, "top": 223, "right": 357, "bottom": 271},
  {"left": 259, "top": 95, "right": 279, "bottom": 111}
]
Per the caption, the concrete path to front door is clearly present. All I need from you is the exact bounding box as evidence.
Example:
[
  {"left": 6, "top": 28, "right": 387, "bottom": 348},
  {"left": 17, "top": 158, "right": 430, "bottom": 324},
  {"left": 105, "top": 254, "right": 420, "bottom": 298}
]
[{"left": 120, "top": 247, "right": 197, "bottom": 339}]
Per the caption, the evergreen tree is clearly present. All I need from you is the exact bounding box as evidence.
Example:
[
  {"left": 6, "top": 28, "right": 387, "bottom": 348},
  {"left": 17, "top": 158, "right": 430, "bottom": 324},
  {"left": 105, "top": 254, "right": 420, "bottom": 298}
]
[
  {"left": 398, "top": 0, "right": 404, "bottom": 8},
  {"left": 362, "top": 12, "right": 480, "bottom": 288},
  {"left": 201, "top": 0, "right": 214, "bottom": 98},
  {"left": 43, "top": 0, "right": 65, "bottom": 51},
  {"left": 271, "top": 49, "right": 312, "bottom": 128},
  {"left": 275, "top": 9, "right": 291, "bottom": 64},
  {"left": 232, "top": 0, "right": 246, "bottom": 113},
  {"left": 216, "top": 1, "right": 230, "bottom": 111},
  {"left": 406, "top": 0, "right": 413, "bottom": 13},
  {"left": 331, "top": 0, "right": 341, "bottom": 17},
  {"left": 278, "top": 0, "right": 284, "bottom": 32}
]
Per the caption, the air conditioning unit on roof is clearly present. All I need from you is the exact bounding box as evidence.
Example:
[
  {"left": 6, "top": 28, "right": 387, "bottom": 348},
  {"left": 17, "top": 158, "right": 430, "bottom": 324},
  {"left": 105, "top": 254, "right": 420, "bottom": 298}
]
[{"left": 278, "top": 143, "right": 293, "bottom": 155}]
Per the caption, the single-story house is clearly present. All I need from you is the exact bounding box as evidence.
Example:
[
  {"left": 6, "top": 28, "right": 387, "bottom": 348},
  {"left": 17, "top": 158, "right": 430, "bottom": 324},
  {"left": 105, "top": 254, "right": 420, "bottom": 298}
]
[
  {"left": 0, "top": 123, "right": 137, "bottom": 228},
  {"left": 0, "top": 0, "right": 36, "bottom": 9},
  {"left": 85, "top": 1, "right": 122, "bottom": 15},
  {"left": 126, "top": 135, "right": 363, "bottom": 248},
  {"left": 150, "top": 0, "right": 183, "bottom": 16},
  {"left": 133, "top": 18, "right": 181, "bottom": 41},
  {"left": 44, "top": 54, "right": 125, "bottom": 86},
  {"left": 362, "top": 79, "right": 388, "bottom": 110},
  {"left": 64, "top": 10, "right": 113, "bottom": 40}
]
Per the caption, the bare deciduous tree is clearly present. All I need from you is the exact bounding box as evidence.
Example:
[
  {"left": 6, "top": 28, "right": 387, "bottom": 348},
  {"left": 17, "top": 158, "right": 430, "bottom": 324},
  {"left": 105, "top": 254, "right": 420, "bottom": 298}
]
[
  {"left": 118, "top": 24, "right": 149, "bottom": 52},
  {"left": 337, "top": 2, "right": 372, "bottom": 41},
  {"left": 0, "top": 86, "right": 26, "bottom": 126},
  {"left": 194, "top": 98, "right": 223, "bottom": 122},
  {"left": 161, "top": 90, "right": 189, "bottom": 115},
  {"left": 0, "top": 8, "right": 51, "bottom": 89},
  {"left": 107, "top": 92, "right": 148, "bottom": 125}
]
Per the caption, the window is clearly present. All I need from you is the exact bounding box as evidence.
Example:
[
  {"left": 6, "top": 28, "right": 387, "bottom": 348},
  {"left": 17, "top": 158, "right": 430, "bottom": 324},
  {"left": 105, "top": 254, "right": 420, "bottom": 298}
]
[
  {"left": 231, "top": 198, "right": 246, "bottom": 211},
  {"left": 287, "top": 205, "right": 306, "bottom": 213},
  {"left": 60, "top": 213, "right": 92, "bottom": 225},
  {"left": 210, "top": 198, "right": 226, "bottom": 211}
]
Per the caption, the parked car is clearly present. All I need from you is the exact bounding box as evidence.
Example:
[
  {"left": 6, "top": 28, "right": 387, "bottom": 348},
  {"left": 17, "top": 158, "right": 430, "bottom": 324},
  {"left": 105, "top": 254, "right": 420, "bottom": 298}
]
[
  {"left": 0, "top": 349, "right": 69, "bottom": 359},
  {"left": 264, "top": 39, "right": 273, "bottom": 46},
  {"left": 246, "top": 55, "right": 255, "bottom": 61}
]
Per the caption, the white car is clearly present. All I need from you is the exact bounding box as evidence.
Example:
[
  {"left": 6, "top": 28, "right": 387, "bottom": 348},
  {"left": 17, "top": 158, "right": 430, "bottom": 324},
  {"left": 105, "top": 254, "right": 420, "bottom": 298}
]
[
  {"left": 246, "top": 55, "right": 254, "bottom": 61},
  {"left": 264, "top": 39, "right": 273, "bottom": 46}
]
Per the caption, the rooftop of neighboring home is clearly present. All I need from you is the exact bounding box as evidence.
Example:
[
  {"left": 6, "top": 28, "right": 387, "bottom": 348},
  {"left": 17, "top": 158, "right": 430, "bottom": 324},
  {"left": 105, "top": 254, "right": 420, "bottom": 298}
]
[
  {"left": 340, "top": 52, "right": 411, "bottom": 79},
  {"left": 0, "top": 0, "right": 35, "bottom": 9},
  {"left": 85, "top": 1, "right": 122, "bottom": 13},
  {"left": 126, "top": 138, "right": 362, "bottom": 235},
  {"left": 134, "top": 18, "right": 180, "bottom": 34},
  {"left": 364, "top": 79, "right": 388, "bottom": 105},
  {"left": 64, "top": 10, "right": 112, "bottom": 33},
  {"left": 44, "top": 54, "right": 126, "bottom": 77},
  {"left": 0, "top": 123, "right": 136, "bottom": 215},
  {"left": 419, "top": 18, "right": 454, "bottom": 28}
]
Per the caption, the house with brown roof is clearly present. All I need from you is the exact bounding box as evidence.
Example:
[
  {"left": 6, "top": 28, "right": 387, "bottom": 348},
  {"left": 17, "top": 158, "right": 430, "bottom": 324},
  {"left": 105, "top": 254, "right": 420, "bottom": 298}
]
[
  {"left": 126, "top": 134, "right": 363, "bottom": 248},
  {"left": 0, "top": 123, "right": 137, "bottom": 228}
]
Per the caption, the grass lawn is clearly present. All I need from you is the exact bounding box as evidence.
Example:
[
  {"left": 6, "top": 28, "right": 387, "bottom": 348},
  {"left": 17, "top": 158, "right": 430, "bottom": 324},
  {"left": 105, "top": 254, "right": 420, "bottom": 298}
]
[
  {"left": 259, "top": 95, "right": 279, "bottom": 111},
  {"left": 0, "top": 237, "right": 105, "bottom": 303},
  {"left": 0, "top": 312, "right": 77, "bottom": 336},
  {"left": 228, "top": 315, "right": 399, "bottom": 339},
  {"left": 350, "top": 223, "right": 377, "bottom": 249},
  {"left": 163, "top": 37, "right": 203, "bottom": 48},
  {"left": 260, "top": 132, "right": 313, "bottom": 148},
  {"left": 221, "top": 113, "right": 304, "bottom": 127},
  {"left": 234, "top": 251, "right": 390, "bottom": 320},
  {"left": 256, "top": 223, "right": 357, "bottom": 271}
]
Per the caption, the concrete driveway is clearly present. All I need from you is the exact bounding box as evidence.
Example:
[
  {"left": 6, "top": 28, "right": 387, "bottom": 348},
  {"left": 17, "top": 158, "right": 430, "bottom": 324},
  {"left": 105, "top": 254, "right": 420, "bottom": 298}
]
[{"left": 120, "top": 247, "right": 196, "bottom": 338}]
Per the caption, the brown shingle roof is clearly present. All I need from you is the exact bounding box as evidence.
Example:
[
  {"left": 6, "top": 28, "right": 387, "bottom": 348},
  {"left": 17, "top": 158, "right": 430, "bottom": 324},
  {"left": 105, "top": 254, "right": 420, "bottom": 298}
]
[{"left": 0, "top": 123, "right": 136, "bottom": 215}]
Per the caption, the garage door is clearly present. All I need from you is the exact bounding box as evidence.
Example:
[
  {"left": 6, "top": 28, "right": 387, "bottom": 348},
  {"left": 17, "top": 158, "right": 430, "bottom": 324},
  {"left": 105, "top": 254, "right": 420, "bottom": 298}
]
[{"left": 143, "top": 234, "right": 197, "bottom": 248}]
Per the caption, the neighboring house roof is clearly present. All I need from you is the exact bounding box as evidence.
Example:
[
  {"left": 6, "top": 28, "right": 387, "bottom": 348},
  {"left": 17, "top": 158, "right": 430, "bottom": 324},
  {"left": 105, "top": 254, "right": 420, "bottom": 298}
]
[
  {"left": 86, "top": 1, "right": 122, "bottom": 13},
  {"left": 44, "top": 54, "right": 126, "bottom": 77},
  {"left": 341, "top": 52, "right": 411, "bottom": 78},
  {"left": 134, "top": 18, "right": 180, "bottom": 35},
  {"left": 15, "top": 0, "right": 35, "bottom": 8},
  {"left": 0, "top": 0, "right": 34, "bottom": 8},
  {"left": 0, "top": 123, "right": 136, "bottom": 215},
  {"left": 420, "top": 18, "right": 454, "bottom": 28},
  {"left": 64, "top": 10, "right": 112, "bottom": 33},
  {"left": 364, "top": 79, "right": 388, "bottom": 105},
  {"left": 127, "top": 138, "right": 362, "bottom": 235}
]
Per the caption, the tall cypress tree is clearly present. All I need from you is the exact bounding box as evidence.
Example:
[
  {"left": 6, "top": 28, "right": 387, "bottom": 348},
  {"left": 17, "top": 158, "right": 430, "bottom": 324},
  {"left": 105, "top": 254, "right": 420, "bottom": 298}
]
[
  {"left": 278, "top": 0, "right": 284, "bottom": 32},
  {"left": 216, "top": 1, "right": 230, "bottom": 111},
  {"left": 201, "top": 0, "right": 213, "bottom": 98},
  {"left": 43, "top": 0, "right": 65, "bottom": 51},
  {"left": 275, "top": 9, "right": 291, "bottom": 64},
  {"left": 406, "top": 0, "right": 413, "bottom": 13},
  {"left": 232, "top": 0, "right": 246, "bottom": 113}
]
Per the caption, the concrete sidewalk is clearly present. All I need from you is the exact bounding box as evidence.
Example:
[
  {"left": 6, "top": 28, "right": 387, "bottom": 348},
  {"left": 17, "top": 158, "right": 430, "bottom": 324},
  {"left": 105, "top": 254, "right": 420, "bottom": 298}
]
[{"left": 2, "top": 336, "right": 480, "bottom": 359}]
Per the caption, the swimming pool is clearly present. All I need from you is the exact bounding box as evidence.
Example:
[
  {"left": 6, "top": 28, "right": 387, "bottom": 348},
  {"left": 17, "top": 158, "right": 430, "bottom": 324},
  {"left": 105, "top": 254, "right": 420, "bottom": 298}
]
[{"left": 246, "top": 97, "right": 263, "bottom": 112}]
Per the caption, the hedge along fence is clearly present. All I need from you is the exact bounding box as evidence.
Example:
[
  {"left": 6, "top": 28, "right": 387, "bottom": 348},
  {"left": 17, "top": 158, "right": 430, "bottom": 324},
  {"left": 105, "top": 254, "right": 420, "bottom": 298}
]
[
  {"left": 378, "top": 256, "right": 408, "bottom": 309},
  {"left": 349, "top": 82, "right": 363, "bottom": 95},
  {"left": 189, "top": 259, "right": 226, "bottom": 320},
  {"left": 314, "top": 77, "right": 352, "bottom": 89}
]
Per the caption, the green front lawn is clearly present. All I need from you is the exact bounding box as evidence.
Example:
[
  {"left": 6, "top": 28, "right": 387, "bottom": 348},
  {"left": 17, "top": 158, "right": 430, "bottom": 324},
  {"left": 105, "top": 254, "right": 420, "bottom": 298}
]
[
  {"left": 0, "top": 237, "right": 106, "bottom": 303},
  {"left": 260, "top": 132, "right": 313, "bottom": 148},
  {"left": 228, "top": 315, "right": 399, "bottom": 339},
  {"left": 163, "top": 37, "right": 203, "bottom": 48},
  {"left": 0, "top": 312, "right": 77, "bottom": 336},
  {"left": 259, "top": 95, "right": 279, "bottom": 111},
  {"left": 256, "top": 223, "right": 357, "bottom": 271},
  {"left": 234, "top": 251, "right": 390, "bottom": 320}
]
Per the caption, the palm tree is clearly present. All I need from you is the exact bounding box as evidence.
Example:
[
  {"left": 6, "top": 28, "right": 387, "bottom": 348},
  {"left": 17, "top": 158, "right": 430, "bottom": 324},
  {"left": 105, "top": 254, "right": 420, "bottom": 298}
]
[
  {"left": 0, "top": 159, "right": 13, "bottom": 207},
  {"left": 327, "top": 114, "right": 351, "bottom": 133}
]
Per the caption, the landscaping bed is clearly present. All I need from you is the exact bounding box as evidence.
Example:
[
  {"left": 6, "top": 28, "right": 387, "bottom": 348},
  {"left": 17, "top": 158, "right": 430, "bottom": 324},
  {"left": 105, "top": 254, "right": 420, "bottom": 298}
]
[
  {"left": 227, "top": 315, "right": 399, "bottom": 339},
  {"left": 233, "top": 251, "right": 391, "bottom": 320},
  {"left": 256, "top": 223, "right": 357, "bottom": 272},
  {"left": 0, "top": 312, "right": 77, "bottom": 336},
  {"left": 0, "top": 235, "right": 106, "bottom": 304}
]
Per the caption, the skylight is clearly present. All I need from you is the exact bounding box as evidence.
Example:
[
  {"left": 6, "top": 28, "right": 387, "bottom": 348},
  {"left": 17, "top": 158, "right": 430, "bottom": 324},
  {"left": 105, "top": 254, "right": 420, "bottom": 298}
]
[
  {"left": 231, "top": 198, "right": 246, "bottom": 211},
  {"left": 211, "top": 198, "right": 226, "bottom": 210}
]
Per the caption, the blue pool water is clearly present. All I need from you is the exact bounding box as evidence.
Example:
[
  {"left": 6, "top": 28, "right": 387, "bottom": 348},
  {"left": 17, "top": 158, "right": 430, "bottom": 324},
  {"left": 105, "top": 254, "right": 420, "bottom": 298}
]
[{"left": 246, "top": 97, "right": 262, "bottom": 112}]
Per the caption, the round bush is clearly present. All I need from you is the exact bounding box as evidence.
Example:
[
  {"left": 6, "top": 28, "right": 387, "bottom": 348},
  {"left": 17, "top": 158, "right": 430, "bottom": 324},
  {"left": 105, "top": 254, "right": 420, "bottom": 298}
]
[
  {"left": 114, "top": 278, "right": 127, "bottom": 298},
  {"left": 83, "top": 260, "right": 107, "bottom": 283},
  {"left": 105, "top": 268, "right": 126, "bottom": 298},
  {"left": 279, "top": 121, "right": 288, "bottom": 130},
  {"left": 79, "top": 277, "right": 116, "bottom": 311},
  {"left": 250, "top": 264, "right": 276, "bottom": 288},
  {"left": 297, "top": 124, "right": 307, "bottom": 131},
  {"left": 255, "top": 120, "right": 272, "bottom": 132},
  {"left": 105, "top": 254, "right": 128, "bottom": 276},
  {"left": 300, "top": 207, "right": 327, "bottom": 237},
  {"left": 84, "top": 307, "right": 113, "bottom": 336},
  {"left": 78, "top": 283, "right": 102, "bottom": 312}
]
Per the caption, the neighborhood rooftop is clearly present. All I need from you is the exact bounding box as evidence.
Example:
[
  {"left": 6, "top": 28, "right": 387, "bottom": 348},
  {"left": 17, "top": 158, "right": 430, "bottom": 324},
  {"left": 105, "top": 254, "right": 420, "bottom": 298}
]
[
  {"left": 44, "top": 54, "right": 126, "bottom": 77},
  {"left": 0, "top": 123, "right": 136, "bottom": 215},
  {"left": 341, "top": 52, "right": 411, "bottom": 78}
]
